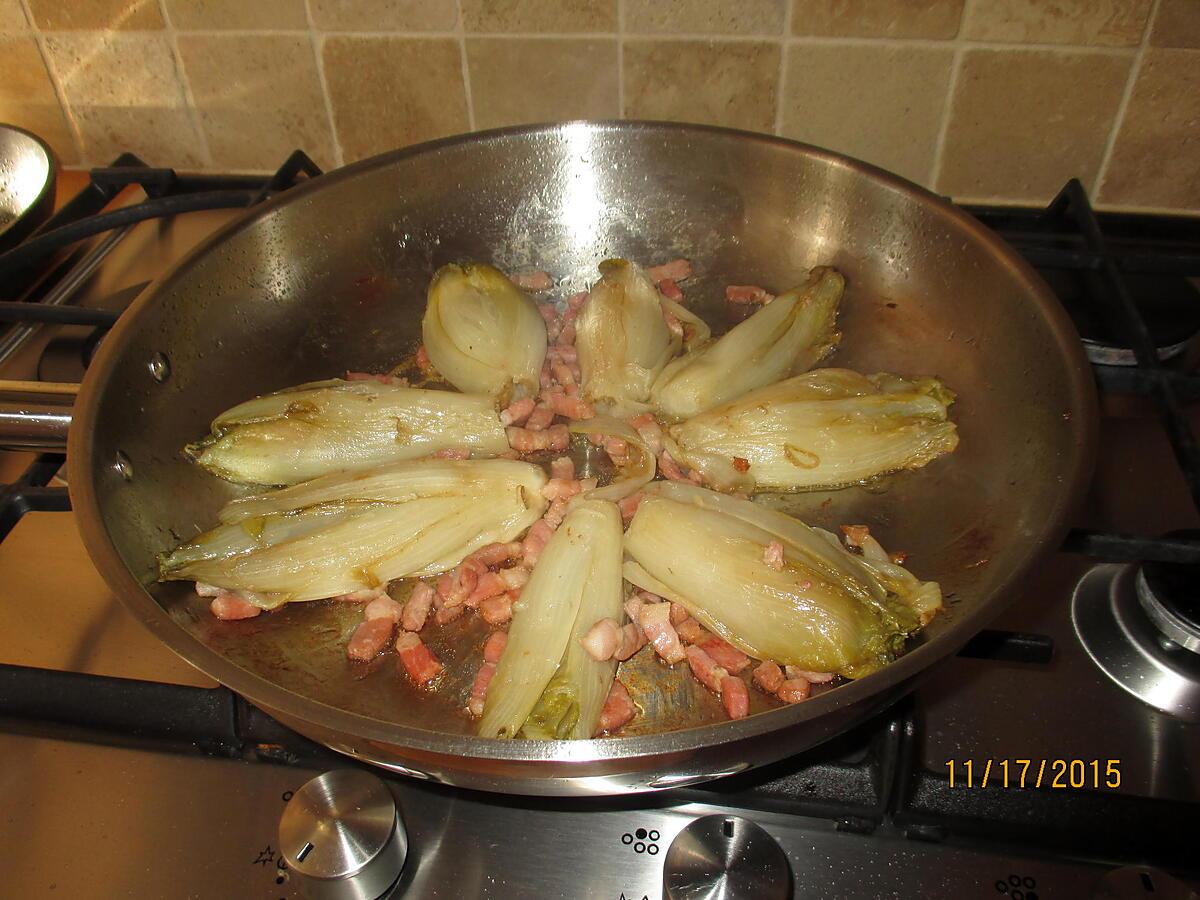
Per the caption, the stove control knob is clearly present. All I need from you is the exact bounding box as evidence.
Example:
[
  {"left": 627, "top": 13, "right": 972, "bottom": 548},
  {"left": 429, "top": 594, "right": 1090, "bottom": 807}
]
[
  {"left": 663, "top": 814, "right": 791, "bottom": 900},
  {"left": 279, "top": 770, "right": 407, "bottom": 900}
]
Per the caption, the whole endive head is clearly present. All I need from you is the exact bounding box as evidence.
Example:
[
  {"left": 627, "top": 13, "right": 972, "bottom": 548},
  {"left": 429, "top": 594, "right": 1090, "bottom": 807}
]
[
  {"left": 576, "top": 258, "right": 680, "bottom": 415},
  {"left": 422, "top": 262, "right": 548, "bottom": 401}
]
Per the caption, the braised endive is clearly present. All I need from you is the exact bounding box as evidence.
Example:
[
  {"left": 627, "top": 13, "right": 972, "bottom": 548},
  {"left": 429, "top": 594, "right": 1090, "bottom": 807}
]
[
  {"left": 576, "top": 259, "right": 680, "bottom": 415},
  {"left": 623, "top": 482, "right": 941, "bottom": 678},
  {"left": 159, "top": 459, "right": 548, "bottom": 608},
  {"left": 185, "top": 379, "right": 509, "bottom": 485},
  {"left": 422, "top": 262, "right": 548, "bottom": 399},
  {"left": 667, "top": 368, "right": 958, "bottom": 492},
  {"left": 480, "top": 500, "right": 624, "bottom": 739},
  {"left": 650, "top": 267, "right": 843, "bottom": 421}
]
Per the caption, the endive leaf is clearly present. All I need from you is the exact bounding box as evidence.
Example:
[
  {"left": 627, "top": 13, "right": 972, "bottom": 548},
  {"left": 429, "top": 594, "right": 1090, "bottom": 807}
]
[
  {"left": 187, "top": 379, "right": 509, "bottom": 485},
  {"left": 667, "top": 368, "right": 958, "bottom": 492},
  {"left": 650, "top": 267, "right": 843, "bottom": 422}
]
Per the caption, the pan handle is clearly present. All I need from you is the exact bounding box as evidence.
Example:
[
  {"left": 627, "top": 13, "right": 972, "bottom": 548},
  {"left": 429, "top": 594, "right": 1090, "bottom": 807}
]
[{"left": 0, "top": 380, "right": 75, "bottom": 450}]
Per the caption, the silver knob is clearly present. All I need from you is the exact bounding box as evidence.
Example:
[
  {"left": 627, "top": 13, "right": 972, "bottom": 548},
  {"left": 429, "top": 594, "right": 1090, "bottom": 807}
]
[
  {"left": 279, "top": 770, "right": 407, "bottom": 900},
  {"left": 663, "top": 814, "right": 791, "bottom": 900}
]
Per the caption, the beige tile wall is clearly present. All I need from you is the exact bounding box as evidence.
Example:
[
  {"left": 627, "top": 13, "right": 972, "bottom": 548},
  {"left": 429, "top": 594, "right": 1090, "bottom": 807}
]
[{"left": 0, "top": 0, "right": 1197, "bottom": 212}]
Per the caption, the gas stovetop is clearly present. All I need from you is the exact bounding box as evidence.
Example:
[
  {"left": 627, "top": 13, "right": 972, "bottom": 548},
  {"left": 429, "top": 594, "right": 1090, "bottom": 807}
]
[{"left": 1, "top": 157, "right": 1198, "bottom": 900}]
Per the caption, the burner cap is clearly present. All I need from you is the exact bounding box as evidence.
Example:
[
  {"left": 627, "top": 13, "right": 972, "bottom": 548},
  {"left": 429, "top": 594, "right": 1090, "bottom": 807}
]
[
  {"left": 1041, "top": 268, "right": 1200, "bottom": 366},
  {"left": 1137, "top": 530, "right": 1200, "bottom": 654},
  {"left": 1071, "top": 564, "right": 1200, "bottom": 722}
]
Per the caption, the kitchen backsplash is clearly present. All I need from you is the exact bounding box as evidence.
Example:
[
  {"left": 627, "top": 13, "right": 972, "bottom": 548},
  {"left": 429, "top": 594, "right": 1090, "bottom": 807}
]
[{"left": 0, "top": 0, "right": 1197, "bottom": 212}]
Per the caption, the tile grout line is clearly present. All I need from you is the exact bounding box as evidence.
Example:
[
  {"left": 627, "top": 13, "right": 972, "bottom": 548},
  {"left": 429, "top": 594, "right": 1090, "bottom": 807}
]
[
  {"left": 617, "top": 0, "right": 625, "bottom": 116},
  {"left": 456, "top": 0, "right": 477, "bottom": 132},
  {"left": 304, "top": 0, "right": 345, "bottom": 168},
  {"left": 1092, "top": 0, "right": 1159, "bottom": 202},
  {"left": 772, "top": 1, "right": 794, "bottom": 136},
  {"left": 157, "top": 0, "right": 214, "bottom": 168},
  {"left": 926, "top": 44, "right": 964, "bottom": 193},
  {"left": 15, "top": 0, "right": 87, "bottom": 167}
]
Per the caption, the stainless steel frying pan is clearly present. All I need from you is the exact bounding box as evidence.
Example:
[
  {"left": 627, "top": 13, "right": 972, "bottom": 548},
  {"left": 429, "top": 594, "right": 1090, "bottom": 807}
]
[{"left": 7, "top": 122, "right": 1096, "bottom": 795}]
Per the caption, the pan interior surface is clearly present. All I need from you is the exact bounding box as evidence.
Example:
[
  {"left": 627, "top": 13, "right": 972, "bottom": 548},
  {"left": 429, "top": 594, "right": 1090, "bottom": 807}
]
[{"left": 72, "top": 123, "right": 1093, "bottom": 767}]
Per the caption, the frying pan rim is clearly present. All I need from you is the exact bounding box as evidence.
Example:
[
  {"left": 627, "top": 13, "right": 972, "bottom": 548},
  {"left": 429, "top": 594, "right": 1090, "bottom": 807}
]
[{"left": 67, "top": 120, "right": 1098, "bottom": 765}]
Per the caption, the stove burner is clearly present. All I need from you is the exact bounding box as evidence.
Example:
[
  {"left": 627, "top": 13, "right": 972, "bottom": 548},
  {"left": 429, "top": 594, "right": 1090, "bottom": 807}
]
[
  {"left": 1041, "top": 268, "right": 1200, "bottom": 366},
  {"left": 1071, "top": 564, "right": 1200, "bottom": 722},
  {"left": 1136, "top": 532, "right": 1200, "bottom": 655}
]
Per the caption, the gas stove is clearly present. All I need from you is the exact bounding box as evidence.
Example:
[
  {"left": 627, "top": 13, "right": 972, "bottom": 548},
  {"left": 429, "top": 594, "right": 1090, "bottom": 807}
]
[{"left": 0, "top": 156, "right": 1197, "bottom": 900}]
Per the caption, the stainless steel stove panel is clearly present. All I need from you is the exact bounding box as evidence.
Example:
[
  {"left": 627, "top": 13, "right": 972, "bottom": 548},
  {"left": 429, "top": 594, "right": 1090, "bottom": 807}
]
[{"left": 0, "top": 733, "right": 1145, "bottom": 900}]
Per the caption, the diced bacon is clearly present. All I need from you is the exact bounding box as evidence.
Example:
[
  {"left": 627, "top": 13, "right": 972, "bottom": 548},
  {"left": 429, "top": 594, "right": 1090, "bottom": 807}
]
[
  {"left": 566, "top": 290, "right": 588, "bottom": 311},
  {"left": 431, "top": 447, "right": 470, "bottom": 460},
  {"left": 669, "top": 602, "right": 689, "bottom": 626},
  {"left": 637, "top": 589, "right": 663, "bottom": 604},
  {"left": 596, "top": 680, "right": 636, "bottom": 735},
  {"left": 550, "top": 359, "right": 577, "bottom": 391},
  {"left": 210, "top": 592, "right": 262, "bottom": 620},
  {"left": 840, "top": 524, "right": 871, "bottom": 548},
  {"left": 499, "top": 566, "right": 530, "bottom": 590},
  {"left": 483, "top": 630, "right": 509, "bottom": 663},
  {"left": 467, "top": 660, "right": 497, "bottom": 717},
  {"left": 498, "top": 448, "right": 522, "bottom": 460},
  {"left": 658, "top": 450, "right": 700, "bottom": 483},
  {"left": 549, "top": 456, "right": 574, "bottom": 480},
  {"left": 732, "top": 456, "right": 750, "bottom": 472},
  {"left": 685, "top": 645, "right": 729, "bottom": 694},
  {"left": 544, "top": 389, "right": 595, "bottom": 419},
  {"left": 548, "top": 343, "right": 578, "bottom": 364},
  {"left": 506, "top": 425, "right": 551, "bottom": 452},
  {"left": 511, "top": 270, "right": 554, "bottom": 291},
  {"left": 777, "top": 678, "right": 812, "bottom": 704},
  {"left": 467, "top": 571, "right": 509, "bottom": 608},
  {"left": 604, "top": 437, "right": 629, "bottom": 459},
  {"left": 437, "top": 557, "right": 485, "bottom": 608},
  {"left": 697, "top": 634, "right": 751, "bottom": 674},
  {"left": 614, "top": 622, "right": 647, "bottom": 661},
  {"left": 647, "top": 259, "right": 692, "bottom": 282},
  {"left": 434, "top": 603, "right": 466, "bottom": 625},
  {"left": 546, "top": 424, "right": 570, "bottom": 451},
  {"left": 676, "top": 617, "right": 707, "bottom": 645},
  {"left": 479, "top": 592, "right": 515, "bottom": 625},
  {"left": 662, "top": 308, "right": 683, "bottom": 338},
  {"left": 580, "top": 617, "right": 622, "bottom": 661},
  {"left": 195, "top": 581, "right": 223, "bottom": 597},
  {"left": 526, "top": 401, "right": 557, "bottom": 432},
  {"left": 347, "top": 617, "right": 395, "bottom": 661},
  {"left": 618, "top": 491, "right": 645, "bottom": 522},
  {"left": 623, "top": 594, "right": 645, "bottom": 625},
  {"left": 364, "top": 595, "right": 403, "bottom": 623},
  {"left": 470, "top": 541, "right": 523, "bottom": 567},
  {"left": 333, "top": 587, "right": 388, "bottom": 602},
  {"left": 543, "top": 497, "right": 570, "bottom": 529},
  {"left": 499, "top": 395, "right": 536, "bottom": 426},
  {"left": 763, "top": 540, "right": 785, "bottom": 571},
  {"left": 785, "top": 666, "right": 835, "bottom": 683},
  {"left": 522, "top": 519, "right": 554, "bottom": 566},
  {"left": 724, "top": 284, "right": 774, "bottom": 304},
  {"left": 395, "top": 632, "right": 443, "bottom": 685},
  {"left": 627, "top": 415, "right": 665, "bottom": 456},
  {"left": 753, "top": 660, "right": 785, "bottom": 694},
  {"left": 556, "top": 321, "right": 576, "bottom": 346},
  {"left": 639, "top": 602, "right": 687, "bottom": 664},
  {"left": 542, "top": 477, "right": 583, "bottom": 501},
  {"left": 401, "top": 582, "right": 435, "bottom": 632},
  {"left": 657, "top": 277, "right": 683, "bottom": 300},
  {"left": 415, "top": 344, "right": 433, "bottom": 372},
  {"left": 721, "top": 675, "right": 750, "bottom": 719},
  {"left": 540, "top": 309, "right": 562, "bottom": 344}
]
